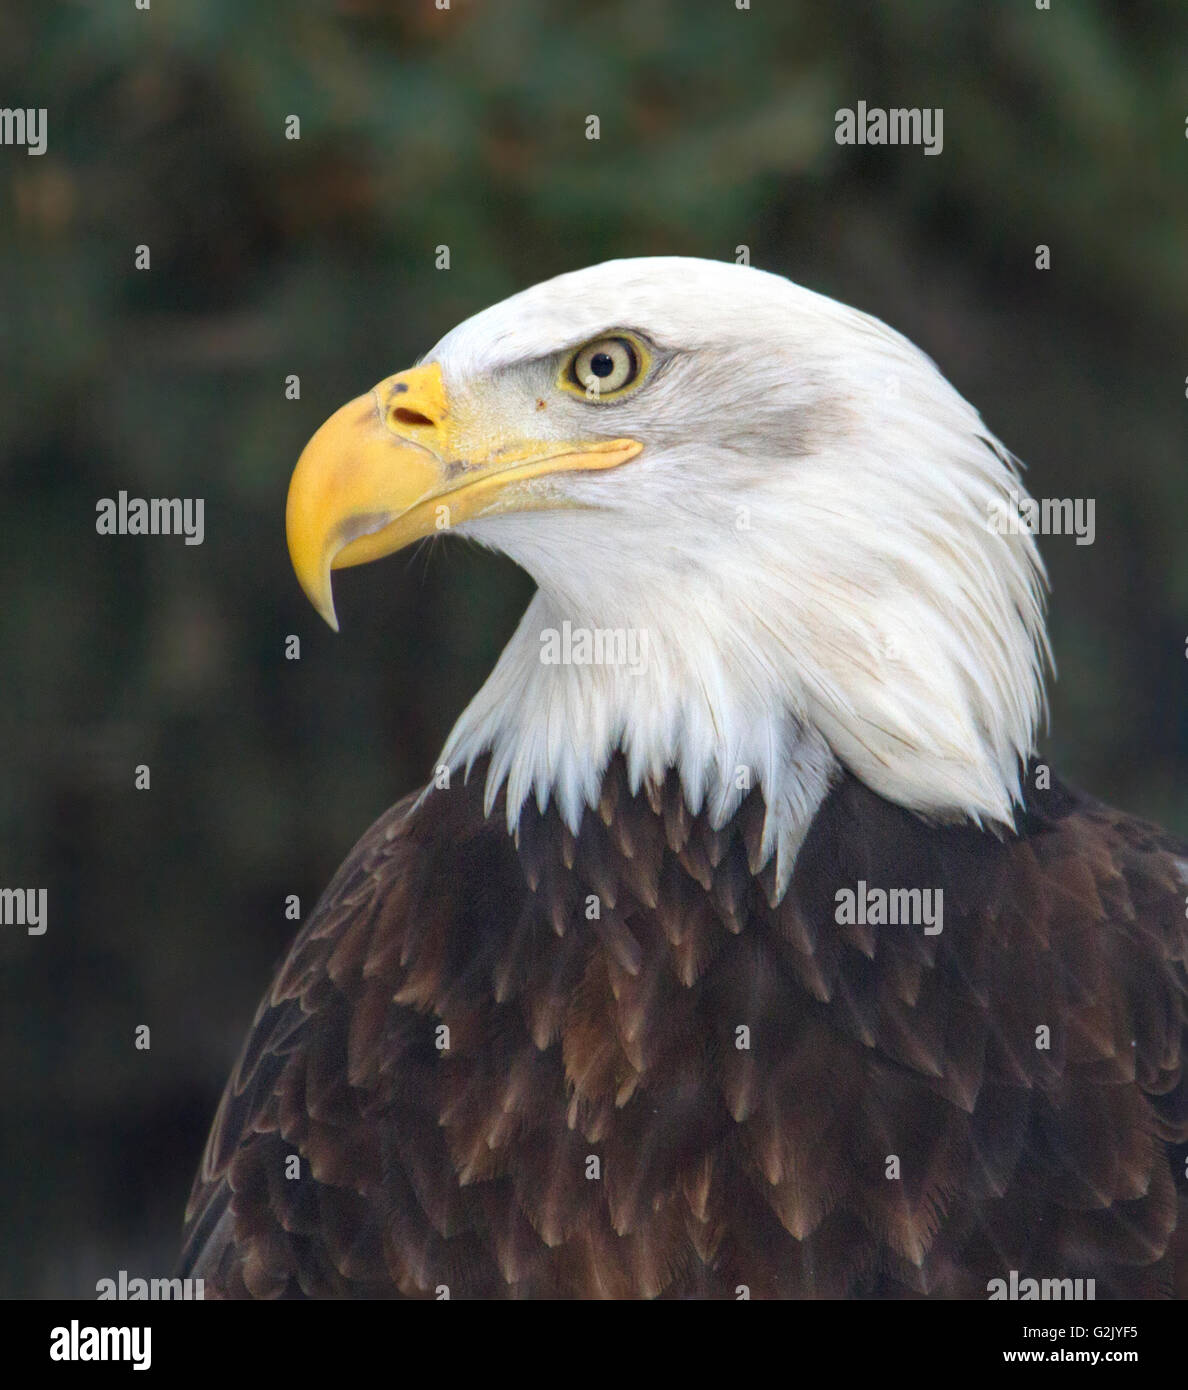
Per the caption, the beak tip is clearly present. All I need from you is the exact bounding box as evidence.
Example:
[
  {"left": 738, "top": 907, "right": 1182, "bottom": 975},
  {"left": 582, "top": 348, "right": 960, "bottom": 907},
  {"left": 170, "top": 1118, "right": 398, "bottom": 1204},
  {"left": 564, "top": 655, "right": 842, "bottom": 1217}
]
[
  {"left": 309, "top": 583, "right": 340, "bottom": 633},
  {"left": 291, "top": 556, "right": 341, "bottom": 632}
]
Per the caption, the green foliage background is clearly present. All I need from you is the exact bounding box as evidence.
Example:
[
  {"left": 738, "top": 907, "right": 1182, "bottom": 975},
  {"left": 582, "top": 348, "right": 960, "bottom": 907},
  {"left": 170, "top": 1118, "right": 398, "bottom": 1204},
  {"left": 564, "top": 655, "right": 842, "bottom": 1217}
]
[{"left": 0, "top": 0, "right": 1184, "bottom": 1295}]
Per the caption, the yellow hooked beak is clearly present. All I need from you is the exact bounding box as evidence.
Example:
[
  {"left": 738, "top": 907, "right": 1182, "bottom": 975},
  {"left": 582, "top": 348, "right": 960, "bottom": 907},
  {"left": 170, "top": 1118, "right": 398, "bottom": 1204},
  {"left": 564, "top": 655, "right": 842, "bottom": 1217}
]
[{"left": 286, "top": 362, "right": 642, "bottom": 629}]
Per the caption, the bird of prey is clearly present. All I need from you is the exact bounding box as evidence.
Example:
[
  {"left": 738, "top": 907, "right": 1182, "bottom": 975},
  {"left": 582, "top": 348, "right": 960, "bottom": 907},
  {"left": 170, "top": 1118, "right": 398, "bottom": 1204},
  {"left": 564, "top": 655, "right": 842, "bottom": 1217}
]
[{"left": 180, "top": 257, "right": 1188, "bottom": 1298}]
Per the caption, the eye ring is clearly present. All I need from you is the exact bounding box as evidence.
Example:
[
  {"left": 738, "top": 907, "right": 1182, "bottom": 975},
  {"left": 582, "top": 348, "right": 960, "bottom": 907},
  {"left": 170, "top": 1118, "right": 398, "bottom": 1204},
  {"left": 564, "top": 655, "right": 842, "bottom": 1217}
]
[{"left": 562, "top": 335, "right": 646, "bottom": 400}]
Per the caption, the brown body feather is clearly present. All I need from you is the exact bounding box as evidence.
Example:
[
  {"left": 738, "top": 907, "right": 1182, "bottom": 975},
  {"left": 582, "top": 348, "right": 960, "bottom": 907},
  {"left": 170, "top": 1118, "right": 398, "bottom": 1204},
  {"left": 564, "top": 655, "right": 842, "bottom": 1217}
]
[{"left": 180, "top": 759, "right": 1188, "bottom": 1298}]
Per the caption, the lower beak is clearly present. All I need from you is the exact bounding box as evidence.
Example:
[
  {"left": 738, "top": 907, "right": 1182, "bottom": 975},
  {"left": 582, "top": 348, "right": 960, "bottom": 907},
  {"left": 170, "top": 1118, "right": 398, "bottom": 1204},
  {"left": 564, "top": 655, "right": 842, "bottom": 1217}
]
[{"left": 285, "top": 364, "right": 641, "bottom": 630}]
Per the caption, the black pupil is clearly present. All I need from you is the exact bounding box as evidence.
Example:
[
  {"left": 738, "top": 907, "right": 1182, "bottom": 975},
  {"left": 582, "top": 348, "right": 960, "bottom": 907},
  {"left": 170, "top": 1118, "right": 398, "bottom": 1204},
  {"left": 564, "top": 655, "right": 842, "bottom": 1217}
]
[{"left": 590, "top": 351, "right": 616, "bottom": 378}]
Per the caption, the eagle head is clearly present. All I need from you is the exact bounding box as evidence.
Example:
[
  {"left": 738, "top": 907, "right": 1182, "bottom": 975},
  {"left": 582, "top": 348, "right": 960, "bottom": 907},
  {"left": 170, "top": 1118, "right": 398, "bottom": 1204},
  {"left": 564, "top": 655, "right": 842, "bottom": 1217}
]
[{"left": 287, "top": 257, "right": 1049, "bottom": 893}]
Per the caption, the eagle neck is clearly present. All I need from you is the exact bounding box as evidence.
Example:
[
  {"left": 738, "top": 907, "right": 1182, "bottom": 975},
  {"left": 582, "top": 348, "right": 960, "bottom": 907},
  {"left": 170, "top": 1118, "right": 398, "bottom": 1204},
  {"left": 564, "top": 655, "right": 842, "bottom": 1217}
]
[{"left": 434, "top": 586, "right": 840, "bottom": 900}]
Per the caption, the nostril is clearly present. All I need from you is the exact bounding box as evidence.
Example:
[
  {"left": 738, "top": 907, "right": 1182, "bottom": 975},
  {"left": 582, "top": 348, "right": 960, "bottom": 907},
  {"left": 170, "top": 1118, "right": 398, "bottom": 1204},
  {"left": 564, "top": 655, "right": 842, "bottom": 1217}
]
[{"left": 392, "top": 407, "right": 434, "bottom": 428}]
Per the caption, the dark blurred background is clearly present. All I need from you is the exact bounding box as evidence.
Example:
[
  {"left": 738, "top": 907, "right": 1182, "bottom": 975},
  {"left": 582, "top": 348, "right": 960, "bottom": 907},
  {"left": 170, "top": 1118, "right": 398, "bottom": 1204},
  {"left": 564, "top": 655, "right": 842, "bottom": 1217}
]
[{"left": 0, "top": 0, "right": 1184, "bottom": 1297}]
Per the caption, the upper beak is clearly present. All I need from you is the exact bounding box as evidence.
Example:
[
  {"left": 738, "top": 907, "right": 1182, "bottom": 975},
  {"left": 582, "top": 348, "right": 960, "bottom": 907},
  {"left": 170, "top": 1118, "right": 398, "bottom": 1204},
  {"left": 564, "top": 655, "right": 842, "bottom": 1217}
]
[{"left": 285, "top": 362, "right": 641, "bottom": 630}]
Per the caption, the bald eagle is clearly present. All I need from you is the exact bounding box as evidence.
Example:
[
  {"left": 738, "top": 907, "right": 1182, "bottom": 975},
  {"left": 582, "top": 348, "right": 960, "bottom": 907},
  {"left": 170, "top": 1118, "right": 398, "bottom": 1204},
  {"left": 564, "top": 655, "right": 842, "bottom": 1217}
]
[{"left": 181, "top": 258, "right": 1188, "bottom": 1298}]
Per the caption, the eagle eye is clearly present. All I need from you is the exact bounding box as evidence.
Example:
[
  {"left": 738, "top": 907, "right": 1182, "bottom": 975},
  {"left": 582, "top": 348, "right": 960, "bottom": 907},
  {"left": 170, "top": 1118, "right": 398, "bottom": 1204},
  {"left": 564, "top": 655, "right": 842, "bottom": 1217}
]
[{"left": 562, "top": 335, "right": 646, "bottom": 400}]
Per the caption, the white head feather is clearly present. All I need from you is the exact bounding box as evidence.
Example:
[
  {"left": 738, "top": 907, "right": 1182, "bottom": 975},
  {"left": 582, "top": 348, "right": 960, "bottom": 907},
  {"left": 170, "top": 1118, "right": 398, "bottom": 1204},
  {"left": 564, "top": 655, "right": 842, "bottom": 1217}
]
[{"left": 423, "top": 257, "right": 1049, "bottom": 895}]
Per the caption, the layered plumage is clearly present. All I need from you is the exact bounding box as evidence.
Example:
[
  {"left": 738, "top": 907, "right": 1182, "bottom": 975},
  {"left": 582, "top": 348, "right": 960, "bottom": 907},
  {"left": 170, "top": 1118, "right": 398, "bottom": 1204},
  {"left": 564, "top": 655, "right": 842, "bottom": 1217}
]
[
  {"left": 182, "top": 258, "right": 1188, "bottom": 1297},
  {"left": 181, "top": 758, "right": 1188, "bottom": 1297}
]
